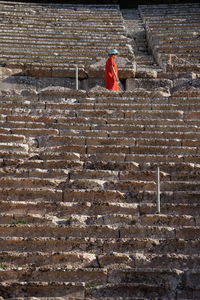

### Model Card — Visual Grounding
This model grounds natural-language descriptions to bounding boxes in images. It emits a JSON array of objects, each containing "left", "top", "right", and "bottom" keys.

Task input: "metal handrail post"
[
  {"left": 156, "top": 166, "right": 161, "bottom": 214},
  {"left": 76, "top": 65, "right": 79, "bottom": 91}
]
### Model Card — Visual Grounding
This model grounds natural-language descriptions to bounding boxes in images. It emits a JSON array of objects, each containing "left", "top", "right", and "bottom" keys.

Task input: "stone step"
[
  {"left": 0, "top": 224, "right": 190, "bottom": 239},
  {"left": 0, "top": 21, "right": 125, "bottom": 30},
  {"left": 5, "top": 116, "right": 200, "bottom": 132},
  {"left": 27, "top": 124, "right": 200, "bottom": 138},
  {"left": 139, "top": 214, "right": 195, "bottom": 227},
  {"left": 17, "top": 159, "right": 84, "bottom": 169},
  {"left": 0, "top": 212, "right": 196, "bottom": 228},
  {"left": 70, "top": 169, "right": 167, "bottom": 181},
  {"left": 0, "top": 41, "right": 128, "bottom": 51},
  {"left": 0, "top": 177, "right": 62, "bottom": 189},
  {"left": 0, "top": 133, "right": 25, "bottom": 143},
  {"left": 0, "top": 267, "right": 191, "bottom": 298},
  {"left": 0, "top": 186, "right": 124, "bottom": 203},
  {"left": 86, "top": 145, "right": 199, "bottom": 156},
  {"left": 0, "top": 281, "right": 172, "bottom": 298},
  {"left": 38, "top": 151, "right": 81, "bottom": 161},
  {"left": 1, "top": 90, "right": 198, "bottom": 104},
  {"left": 147, "top": 22, "right": 200, "bottom": 29},
  {"left": 0, "top": 150, "right": 30, "bottom": 160},
  {"left": 6, "top": 101, "right": 200, "bottom": 112},
  {"left": 147, "top": 31, "right": 200, "bottom": 41},
  {"left": 0, "top": 213, "right": 137, "bottom": 227},
  {"left": 65, "top": 179, "right": 156, "bottom": 192},
  {"left": 87, "top": 268, "right": 198, "bottom": 298},
  {"left": 98, "top": 252, "right": 200, "bottom": 270},
  {"left": 5, "top": 105, "right": 199, "bottom": 120},
  {"left": 0, "top": 201, "right": 139, "bottom": 218},
  {"left": 0, "top": 167, "right": 70, "bottom": 179},
  {"left": 44, "top": 135, "right": 200, "bottom": 148},
  {"left": 0, "top": 281, "right": 85, "bottom": 298},
  {"left": 0, "top": 214, "right": 55, "bottom": 225},
  {"left": 0, "top": 224, "right": 119, "bottom": 239},
  {"left": 151, "top": 39, "right": 200, "bottom": 49},
  {"left": 141, "top": 161, "right": 200, "bottom": 172},
  {"left": 0, "top": 236, "right": 199, "bottom": 255},
  {"left": 0, "top": 251, "right": 98, "bottom": 268},
  {"left": 0, "top": 267, "right": 107, "bottom": 284},
  {"left": 85, "top": 153, "right": 200, "bottom": 164},
  {"left": 51, "top": 100, "right": 200, "bottom": 112},
  {"left": 0, "top": 187, "right": 63, "bottom": 201},
  {"left": 85, "top": 158, "right": 199, "bottom": 172},
  {"left": 1, "top": 250, "right": 200, "bottom": 271},
  {"left": 140, "top": 203, "right": 200, "bottom": 217},
  {"left": 1, "top": 200, "right": 199, "bottom": 220},
  {"left": 152, "top": 45, "right": 200, "bottom": 53},
  {"left": 128, "top": 190, "right": 200, "bottom": 204},
  {"left": 1, "top": 121, "right": 48, "bottom": 130},
  {"left": 42, "top": 140, "right": 199, "bottom": 155},
  {"left": 10, "top": 128, "right": 59, "bottom": 137},
  {"left": 0, "top": 142, "right": 28, "bottom": 152}
]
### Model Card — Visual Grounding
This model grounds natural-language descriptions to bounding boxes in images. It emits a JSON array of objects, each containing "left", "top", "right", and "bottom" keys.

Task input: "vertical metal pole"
[
  {"left": 156, "top": 166, "right": 161, "bottom": 214},
  {"left": 76, "top": 65, "right": 78, "bottom": 91}
]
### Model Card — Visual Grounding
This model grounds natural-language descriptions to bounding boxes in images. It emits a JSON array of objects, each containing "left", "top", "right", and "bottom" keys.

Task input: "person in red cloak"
[{"left": 105, "top": 49, "right": 120, "bottom": 91}]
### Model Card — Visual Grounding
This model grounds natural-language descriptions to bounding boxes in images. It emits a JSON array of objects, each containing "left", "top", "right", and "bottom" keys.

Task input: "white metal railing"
[
  {"left": 75, "top": 65, "right": 79, "bottom": 91},
  {"left": 156, "top": 166, "right": 161, "bottom": 214}
]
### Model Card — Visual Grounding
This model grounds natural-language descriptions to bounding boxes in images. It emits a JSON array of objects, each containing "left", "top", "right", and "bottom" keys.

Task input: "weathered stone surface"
[
  {"left": 81, "top": 78, "right": 105, "bottom": 91},
  {"left": 126, "top": 78, "right": 172, "bottom": 92},
  {"left": 166, "top": 55, "right": 200, "bottom": 73},
  {"left": 0, "top": 67, "right": 24, "bottom": 77},
  {"left": 0, "top": 2, "right": 200, "bottom": 299},
  {"left": 88, "top": 56, "right": 135, "bottom": 79},
  {"left": 0, "top": 282, "right": 85, "bottom": 298},
  {"left": 120, "top": 226, "right": 176, "bottom": 239}
]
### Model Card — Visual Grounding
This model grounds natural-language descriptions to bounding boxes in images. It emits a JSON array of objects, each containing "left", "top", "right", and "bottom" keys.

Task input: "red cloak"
[{"left": 105, "top": 56, "right": 120, "bottom": 91}]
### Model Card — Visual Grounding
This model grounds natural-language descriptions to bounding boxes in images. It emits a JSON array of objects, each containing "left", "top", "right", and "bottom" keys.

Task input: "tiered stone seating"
[
  {"left": 0, "top": 1, "right": 200, "bottom": 299},
  {"left": 0, "top": 1, "right": 135, "bottom": 79},
  {"left": 122, "top": 8, "right": 163, "bottom": 79},
  {"left": 139, "top": 3, "right": 200, "bottom": 73},
  {"left": 0, "top": 86, "right": 200, "bottom": 298}
]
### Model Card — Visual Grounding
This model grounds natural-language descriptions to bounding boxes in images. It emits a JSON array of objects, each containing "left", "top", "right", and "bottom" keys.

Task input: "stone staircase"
[
  {"left": 0, "top": 86, "right": 200, "bottom": 299},
  {"left": 121, "top": 8, "right": 163, "bottom": 79},
  {"left": 139, "top": 3, "right": 200, "bottom": 73},
  {"left": 0, "top": 1, "right": 135, "bottom": 79},
  {"left": 0, "top": 1, "right": 200, "bottom": 299}
]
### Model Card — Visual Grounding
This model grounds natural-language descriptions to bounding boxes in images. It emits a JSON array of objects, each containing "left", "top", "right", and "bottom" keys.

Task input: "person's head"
[{"left": 108, "top": 49, "right": 118, "bottom": 58}]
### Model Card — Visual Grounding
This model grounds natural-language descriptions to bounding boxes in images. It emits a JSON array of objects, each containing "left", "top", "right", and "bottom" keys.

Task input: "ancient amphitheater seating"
[
  {"left": 139, "top": 3, "right": 200, "bottom": 72},
  {"left": 0, "top": 1, "right": 200, "bottom": 299},
  {"left": 0, "top": 1, "right": 135, "bottom": 78},
  {"left": 0, "top": 86, "right": 200, "bottom": 298}
]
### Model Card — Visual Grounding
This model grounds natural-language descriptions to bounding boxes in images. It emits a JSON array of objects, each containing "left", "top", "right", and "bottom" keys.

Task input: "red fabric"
[{"left": 105, "top": 56, "right": 120, "bottom": 91}]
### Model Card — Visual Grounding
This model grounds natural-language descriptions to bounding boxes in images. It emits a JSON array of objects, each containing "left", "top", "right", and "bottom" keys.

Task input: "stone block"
[
  {"left": 70, "top": 169, "right": 119, "bottom": 181},
  {"left": 0, "top": 224, "right": 119, "bottom": 239},
  {"left": 107, "top": 268, "right": 182, "bottom": 292},
  {"left": 0, "top": 75, "right": 37, "bottom": 91},
  {"left": 126, "top": 78, "right": 172, "bottom": 91},
  {"left": 46, "top": 136, "right": 86, "bottom": 146},
  {"left": 11, "top": 128, "right": 59, "bottom": 137},
  {"left": 140, "top": 215, "right": 195, "bottom": 227},
  {"left": 0, "top": 188, "right": 63, "bottom": 201},
  {"left": 185, "top": 271, "right": 200, "bottom": 290},
  {"left": 86, "top": 282, "right": 168, "bottom": 298},
  {"left": 0, "top": 67, "right": 24, "bottom": 77},
  {"left": 120, "top": 226, "right": 176, "bottom": 239},
  {"left": 0, "top": 281, "right": 85, "bottom": 298},
  {"left": 64, "top": 189, "right": 124, "bottom": 203},
  {"left": 81, "top": 78, "right": 105, "bottom": 91},
  {"left": 176, "top": 227, "right": 200, "bottom": 240},
  {"left": 87, "top": 145, "right": 129, "bottom": 155}
]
